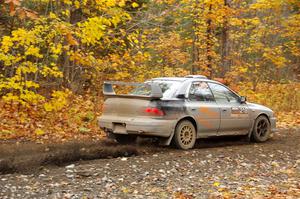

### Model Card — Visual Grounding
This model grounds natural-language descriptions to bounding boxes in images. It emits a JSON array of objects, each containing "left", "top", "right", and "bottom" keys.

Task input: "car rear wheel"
[
  {"left": 251, "top": 115, "right": 271, "bottom": 142},
  {"left": 115, "top": 134, "right": 137, "bottom": 145},
  {"left": 173, "top": 120, "right": 196, "bottom": 150}
]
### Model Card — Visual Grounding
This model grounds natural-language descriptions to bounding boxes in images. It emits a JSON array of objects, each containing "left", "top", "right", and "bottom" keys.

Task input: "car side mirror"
[{"left": 239, "top": 96, "right": 247, "bottom": 103}]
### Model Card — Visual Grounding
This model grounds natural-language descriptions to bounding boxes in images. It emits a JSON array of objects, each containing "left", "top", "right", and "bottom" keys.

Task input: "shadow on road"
[{"left": 0, "top": 139, "right": 138, "bottom": 174}]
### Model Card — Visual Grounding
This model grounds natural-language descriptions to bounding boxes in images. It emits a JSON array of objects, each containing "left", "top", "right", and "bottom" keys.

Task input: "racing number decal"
[{"left": 230, "top": 106, "right": 249, "bottom": 117}]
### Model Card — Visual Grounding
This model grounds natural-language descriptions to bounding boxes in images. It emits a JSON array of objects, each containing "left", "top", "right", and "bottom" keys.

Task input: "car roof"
[
  {"left": 150, "top": 76, "right": 222, "bottom": 85},
  {"left": 151, "top": 77, "right": 188, "bottom": 82}
]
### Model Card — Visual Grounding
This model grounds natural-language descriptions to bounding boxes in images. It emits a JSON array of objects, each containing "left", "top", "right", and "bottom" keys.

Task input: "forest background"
[{"left": 0, "top": 0, "right": 299, "bottom": 142}]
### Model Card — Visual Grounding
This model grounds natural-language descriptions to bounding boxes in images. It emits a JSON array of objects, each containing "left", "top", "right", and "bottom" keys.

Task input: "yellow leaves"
[
  {"left": 20, "top": 91, "right": 45, "bottom": 104},
  {"left": 271, "top": 161, "right": 280, "bottom": 167},
  {"left": 0, "top": 18, "right": 69, "bottom": 107},
  {"left": 16, "top": 62, "right": 38, "bottom": 75},
  {"left": 74, "top": 0, "right": 80, "bottom": 9},
  {"left": 2, "top": 93, "right": 20, "bottom": 102},
  {"left": 250, "top": 0, "right": 283, "bottom": 11},
  {"left": 62, "top": 9, "right": 70, "bottom": 17},
  {"left": 78, "top": 17, "right": 108, "bottom": 45},
  {"left": 0, "top": 0, "right": 140, "bottom": 136},
  {"left": 121, "top": 187, "right": 129, "bottom": 193},
  {"left": 44, "top": 90, "right": 71, "bottom": 112},
  {"left": 1, "top": 36, "right": 14, "bottom": 53},
  {"left": 132, "top": 2, "right": 139, "bottom": 8},
  {"left": 50, "top": 43, "right": 63, "bottom": 55},
  {"left": 118, "top": 0, "right": 126, "bottom": 7},
  {"left": 213, "top": 182, "right": 220, "bottom": 187},
  {"left": 284, "top": 13, "right": 300, "bottom": 33},
  {"left": 77, "top": 0, "right": 131, "bottom": 45},
  {"left": 127, "top": 33, "right": 139, "bottom": 45},
  {"left": 2, "top": 91, "right": 45, "bottom": 106},
  {"left": 49, "top": 12, "right": 58, "bottom": 19},
  {"left": 35, "top": 129, "right": 45, "bottom": 136},
  {"left": 237, "top": 83, "right": 300, "bottom": 114},
  {"left": 63, "top": 0, "right": 72, "bottom": 5},
  {"left": 41, "top": 65, "right": 63, "bottom": 78},
  {"left": 239, "top": 67, "right": 248, "bottom": 73},
  {"left": 285, "top": 41, "right": 300, "bottom": 57},
  {"left": 24, "top": 81, "right": 40, "bottom": 89},
  {"left": 248, "top": 17, "right": 260, "bottom": 26},
  {"left": 1, "top": 29, "right": 35, "bottom": 55},
  {"left": 25, "top": 45, "right": 43, "bottom": 58},
  {"left": 229, "top": 18, "right": 243, "bottom": 27},
  {"left": 262, "top": 47, "right": 287, "bottom": 68}
]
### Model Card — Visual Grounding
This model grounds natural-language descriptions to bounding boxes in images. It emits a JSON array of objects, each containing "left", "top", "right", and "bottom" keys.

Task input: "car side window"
[
  {"left": 208, "top": 83, "right": 239, "bottom": 103},
  {"left": 189, "top": 82, "right": 215, "bottom": 102}
]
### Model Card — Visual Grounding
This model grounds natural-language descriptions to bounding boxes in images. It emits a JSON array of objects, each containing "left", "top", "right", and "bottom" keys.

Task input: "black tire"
[
  {"left": 173, "top": 120, "right": 196, "bottom": 150},
  {"left": 251, "top": 115, "right": 271, "bottom": 142},
  {"left": 115, "top": 134, "right": 137, "bottom": 144}
]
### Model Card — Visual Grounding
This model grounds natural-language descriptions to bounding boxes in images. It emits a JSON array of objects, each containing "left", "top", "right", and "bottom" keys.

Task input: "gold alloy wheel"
[
  {"left": 173, "top": 120, "right": 196, "bottom": 149},
  {"left": 179, "top": 125, "right": 194, "bottom": 146}
]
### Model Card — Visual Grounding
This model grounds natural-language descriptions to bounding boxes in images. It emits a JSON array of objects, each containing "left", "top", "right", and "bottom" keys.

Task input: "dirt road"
[{"left": 1, "top": 129, "right": 300, "bottom": 198}]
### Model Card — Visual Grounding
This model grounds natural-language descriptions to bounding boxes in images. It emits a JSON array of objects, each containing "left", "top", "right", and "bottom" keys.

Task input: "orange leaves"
[
  {"left": 0, "top": 94, "right": 104, "bottom": 142},
  {"left": 237, "top": 82, "right": 300, "bottom": 113},
  {"left": 174, "top": 191, "right": 193, "bottom": 199},
  {"left": 4, "top": 0, "right": 21, "bottom": 14},
  {"left": 2, "top": 0, "right": 38, "bottom": 19},
  {"left": 149, "top": 32, "right": 189, "bottom": 68},
  {"left": 1, "top": 0, "right": 299, "bottom": 142},
  {"left": 262, "top": 47, "right": 287, "bottom": 68},
  {"left": 66, "top": 32, "right": 79, "bottom": 46},
  {"left": 17, "top": 8, "right": 38, "bottom": 20},
  {"left": 54, "top": 23, "right": 79, "bottom": 46},
  {"left": 43, "top": 90, "right": 71, "bottom": 112},
  {"left": 277, "top": 111, "right": 300, "bottom": 129},
  {"left": 236, "top": 82, "right": 300, "bottom": 126}
]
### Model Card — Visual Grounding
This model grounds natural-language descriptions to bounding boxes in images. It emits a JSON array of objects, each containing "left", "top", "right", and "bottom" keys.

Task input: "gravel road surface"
[{"left": 1, "top": 129, "right": 299, "bottom": 199}]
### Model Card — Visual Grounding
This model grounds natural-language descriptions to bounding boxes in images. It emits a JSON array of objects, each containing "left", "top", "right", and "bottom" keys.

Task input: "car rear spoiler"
[{"left": 103, "top": 81, "right": 163, "bottom": 99}]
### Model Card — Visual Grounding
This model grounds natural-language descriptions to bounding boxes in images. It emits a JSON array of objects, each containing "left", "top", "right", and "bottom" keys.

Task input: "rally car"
[{"left": 98, "top": 75, "right": 276, "bottom": 149}]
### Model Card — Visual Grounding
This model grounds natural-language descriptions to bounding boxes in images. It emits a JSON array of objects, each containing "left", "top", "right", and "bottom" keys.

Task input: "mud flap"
[
  {"left": 159, "top": 132, "right": 174, "bottom": 146},
  {"left": 247, "top": 119, "right": 256, "bottom": 142}
]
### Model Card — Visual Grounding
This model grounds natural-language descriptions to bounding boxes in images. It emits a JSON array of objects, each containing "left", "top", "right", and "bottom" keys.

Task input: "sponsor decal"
[{"left": 230, "top": 106, "right": 249, "bottom": 117}]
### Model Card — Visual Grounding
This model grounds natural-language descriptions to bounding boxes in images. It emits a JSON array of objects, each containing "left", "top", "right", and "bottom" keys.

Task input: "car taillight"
[{"left": 144, "top": 107, "right": 164, "bottom": 116}]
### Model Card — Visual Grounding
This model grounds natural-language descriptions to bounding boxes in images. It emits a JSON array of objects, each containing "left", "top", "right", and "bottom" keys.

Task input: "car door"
[
  {"left": 207, "top": 82, "right": 251, "bottom": 135},
  {"left": 185, "top": 81, "right": 220, "bottom": 137}
]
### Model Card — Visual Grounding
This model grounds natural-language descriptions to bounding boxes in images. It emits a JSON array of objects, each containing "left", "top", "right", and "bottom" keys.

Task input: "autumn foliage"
[{"left": 0, "top": 0, "right": 299, "bottom": 141}]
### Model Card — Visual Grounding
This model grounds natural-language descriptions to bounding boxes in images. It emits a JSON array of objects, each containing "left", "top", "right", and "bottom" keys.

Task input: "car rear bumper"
[
  {"left": 98, "top": 116, "right": 175, "bottom": 137},
  {"left": 270, "top": 117, "right": 276, "bottom": 132}
]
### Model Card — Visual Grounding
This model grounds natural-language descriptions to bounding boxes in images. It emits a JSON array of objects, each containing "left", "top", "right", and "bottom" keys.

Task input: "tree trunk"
[
  {"left": 206, "top": 4, "right": 213, "bottom": 78},
  {"left": 221, "top": 0, "right": 230, "bottom": 77},
  {"left": 192, "top": 29, "right": 199, "bottom": 75},
  {"left": 191, "top": 0, "right": 200, "bottom": 75}
]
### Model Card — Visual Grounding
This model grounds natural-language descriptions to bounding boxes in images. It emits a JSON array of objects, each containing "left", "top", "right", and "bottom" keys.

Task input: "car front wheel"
[
  {"left": 251, "top": 115, "right": 271, "bottom": 142},
  {"left": 173, "top": 120, "right": 196, "bottom": 150}
]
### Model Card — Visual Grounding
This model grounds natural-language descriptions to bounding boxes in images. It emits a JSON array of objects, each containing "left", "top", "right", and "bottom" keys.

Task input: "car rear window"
[{"left": 130, "top": 81, "right": 181, "bottom": 98}]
